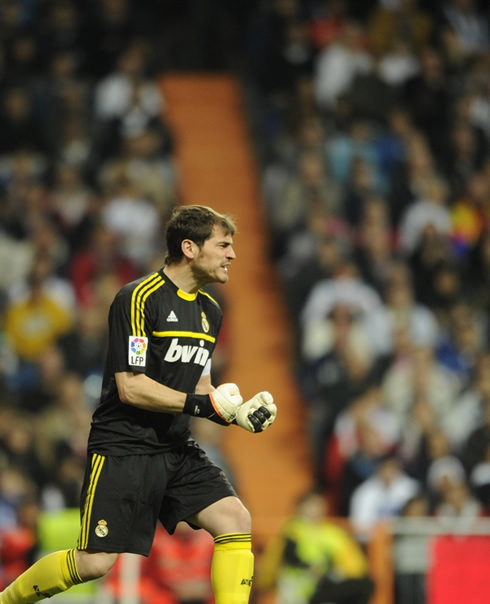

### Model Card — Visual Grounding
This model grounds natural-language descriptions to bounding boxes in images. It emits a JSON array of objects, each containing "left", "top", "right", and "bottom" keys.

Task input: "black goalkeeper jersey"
[{"left": 88, "top": 269, "right": 223, "bottom": 455}]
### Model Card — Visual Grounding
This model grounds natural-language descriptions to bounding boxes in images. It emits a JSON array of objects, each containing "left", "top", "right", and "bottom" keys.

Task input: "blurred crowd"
[
  {"left": 249, "top": 1, "right": 490, "bottom": 601},
  {"left": 253, "top": 0, "right": 490, "bottom": 532},
  {"left": 0, "top": 0, "right": 490, "bottom": 602},
  {"left": 0, "top": 0, "right": 184, "bottom": 595}
]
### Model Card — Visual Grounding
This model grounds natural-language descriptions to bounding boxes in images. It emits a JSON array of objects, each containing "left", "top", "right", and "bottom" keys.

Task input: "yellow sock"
[
  {"left": 211, "top": 533, "right": 254, "bottom": 604},
  {"left": 1, "top": 549, "right": 83, "bottom": 603}
]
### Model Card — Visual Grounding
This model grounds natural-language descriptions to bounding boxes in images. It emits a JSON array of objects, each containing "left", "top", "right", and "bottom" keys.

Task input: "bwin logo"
[{"left": 164, "top": 338, "right": 210, "bottom": 366}]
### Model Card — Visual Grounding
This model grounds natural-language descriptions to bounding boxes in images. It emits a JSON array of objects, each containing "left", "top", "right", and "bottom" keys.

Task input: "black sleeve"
[{"left": 107, "top": 288, "right": 155, "bottom": 374}]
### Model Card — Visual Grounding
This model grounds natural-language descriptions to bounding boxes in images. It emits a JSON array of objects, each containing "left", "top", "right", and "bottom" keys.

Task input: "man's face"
[{"left": 193, "top": 226, "right": 236, "bottom": 285}]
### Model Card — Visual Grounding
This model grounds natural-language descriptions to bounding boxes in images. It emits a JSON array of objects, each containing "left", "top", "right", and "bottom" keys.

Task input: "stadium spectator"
[
  {"left": 425, "top": 439, "right": 468, "bottom": 512},
  {"left": 450, "top": 170, "right": 490, "bottom": 258},
  {"left": 461, "top": 398, "right": 490, "bottom": 476},
  {"left": 0, "top": 412, "right": 46, "bottom": 493},
  {"left": 258, "top": 490, "right": 374, "bottom": 604},
  {"left": 398, "top": 174, "right": 452, "bottom": 256},
  {"left": 367, "top": 0, "right": 433, "bottom": 56},
  {"left": 0, "top": 495, "right": 39, "bottom": 591},
  {"left": 34, "top": 372, "right": 92, "bottom": 482},
  {"left": 36, "top": 1, "right": 87, "bottom": 68},
  {"left": 255, "top": 18, "right": 315, "bottom": 107},
  {"left": 334, "top": 385, "right": 401, "bottom": 515},
  {"left": 56, "top": 304, "right": 108, "bottom": 383},
  {"left": 97, "top": 122, "right": 177, "bottom": 219},
  {"left": 401, "top": 46, "right": 451, "bottom": 158},
  {"left": 386, "top": 132, "right": 440, "bottom": 230},
  {"left": 47, "top": 161, "right": 96, "bottom": 251},
  {"left": 264, "top": 148, "right": 342, "bottom": 262},
  {"left": 142, "top": 522, "right": 215, "bottom": 604},
  {"left": 377, "top": 39, "right": 420, "bottom": 88},
  {"left": 269, "top": 114, "right": 328, "bottom": 172},
  {"left": 352, "top": 196, "right": 396, "bottom": 295},
  {"left": 407, "top": 227, "right": 457, "bottom": 312},
  {"left": 279, "top": 218, "right": 351, "bottom": 348},
  {"left": 314, "top": 20, "right": 372, "bottom": 110},
  {"left": 93, "top": 40, "right": 163, "bottom": 123},
  {"left": 349, "top": 453, "right": 420, "bottom": 535},
  {"left": 4, "top": 272, "right": 73, "bottom": 368},
  {"left": 307, "top": 0, "right": 350, "bottom": 52},
  {"left": 435, "top": 299, "right": 484, "bottom": 387},
  {"left": 100, "top": 181, "right": 162, "bottom": 269},
  {"left": 381, "top": 343, "right": 460, "bottom": 467},
  {"left": 440, "top": 0, "right": 490, "bottom": 57},
  {"left": 69, "top": 222, "right": 138, "bottom": 308},
  {"left": 17, "top": 345, "right": 67, "bottom": 416},
  {"left": 469, "top": 441, "right": 490, "bottom": 511},
  {"left": 441, "top": 120, "right": 488, "bottom": 200},
  {"left": 83, "top": 0, "right": 135, "bottom": 79},
  {"left": 434, "top": 478, "right": 484, "bottom": 526},
  {"left": 393, "top": 494, "right": 431, "bottom": 604},
  {"left": 300, "top": 258, "right": 382, "bottom": 329},
  {"left": 367, "top": 260, "right": 440, "bottom": 357},
  {"left": 443, "top": 352, "right": 490, "bottom": 452},
  {"left": 327, "top": 119, "right": 383, "bottom": 190},
  {"left": 347, "top": 57, "right": 396, "bottom": 126}
]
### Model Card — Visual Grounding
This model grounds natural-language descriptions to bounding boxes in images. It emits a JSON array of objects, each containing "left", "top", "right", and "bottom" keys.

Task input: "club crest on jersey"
[
  {"left": 129, "top": 336, "right": 148, "bottom": 367},
  {"left": 201, "top": 312, "right": 210, "bottom": 333},
  {"left": 95, "top": 519, "right": 109, "bottom": 538}
]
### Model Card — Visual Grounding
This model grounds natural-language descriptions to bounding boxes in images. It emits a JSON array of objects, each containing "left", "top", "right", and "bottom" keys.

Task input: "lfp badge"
[{"left": 129, "top": 336, "right": 148, "bottom": 367}]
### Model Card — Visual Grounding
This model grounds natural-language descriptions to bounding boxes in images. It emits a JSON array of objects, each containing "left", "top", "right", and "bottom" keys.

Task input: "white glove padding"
[
  {"left": 209, "top": 383, "right": 243, "bottom": 422},
  {"left": 234, "top": 391, "right": 277, "bottom": 433}
]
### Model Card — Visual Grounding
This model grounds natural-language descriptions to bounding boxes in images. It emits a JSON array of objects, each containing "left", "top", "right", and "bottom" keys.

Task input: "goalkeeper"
[{"left": 1, "top": 205, "right": 277, "bottom": 604}]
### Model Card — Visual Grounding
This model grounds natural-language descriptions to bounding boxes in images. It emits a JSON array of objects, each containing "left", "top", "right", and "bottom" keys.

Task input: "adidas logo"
[
  {"left": 166, "top": 311, "right": 178, "bottom": 322},
  {"left": 33, "top": 585, "right": 53, "bottom": 599}
]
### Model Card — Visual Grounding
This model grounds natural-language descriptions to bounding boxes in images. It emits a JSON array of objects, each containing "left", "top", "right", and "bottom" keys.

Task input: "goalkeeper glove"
[
  {"left": 234, "top": 391, "right": 277, "bottom": 433},
  {"left": 184, "top": 383, "right": 243, "bottom": 426}
]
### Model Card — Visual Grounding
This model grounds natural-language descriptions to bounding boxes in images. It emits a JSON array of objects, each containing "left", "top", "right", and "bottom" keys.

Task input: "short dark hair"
[{"left": 164, "top": 205, "right": 236, "bottom": 265}]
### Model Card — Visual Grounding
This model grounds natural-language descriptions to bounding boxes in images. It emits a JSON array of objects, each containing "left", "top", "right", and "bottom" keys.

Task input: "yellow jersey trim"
[
  {"left": 66, "top": 549, "right": 83, "bottom": 585},
  {"left": 177, "top": 289, "right": 198, "bottom": 301},
  {"left": 130, "top": 273, "right": 165, "bottom": 336},
  {"left": 152, "top": 330, "right": 216, "bottom": 343},
  {"left": 198, "top": 289, "right": 220, "bottom": 306},
  {"left": 78, "top": 454, "right": 105, "bottom": 550}
]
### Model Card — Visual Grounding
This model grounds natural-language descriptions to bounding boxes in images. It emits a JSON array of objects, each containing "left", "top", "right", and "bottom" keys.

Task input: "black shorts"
[{"left": 77, "top": 440, "right": 237, "bottom": 556}]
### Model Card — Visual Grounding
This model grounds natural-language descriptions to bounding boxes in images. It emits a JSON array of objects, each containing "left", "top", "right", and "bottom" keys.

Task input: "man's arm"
[
  {"left": 115, "top": 371, "right": 277, "bottom": 432},
  {"left": 115, "top": 371, "right": 187, "bottom": 413},
  {"left": 114, "top": 371, "right": 241, "bottom": 425}
]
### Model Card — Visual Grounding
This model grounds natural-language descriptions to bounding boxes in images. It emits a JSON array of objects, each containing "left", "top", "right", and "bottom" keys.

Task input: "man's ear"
[{"left": 181, "top": 239, "right": 197, "bottom": 259}]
